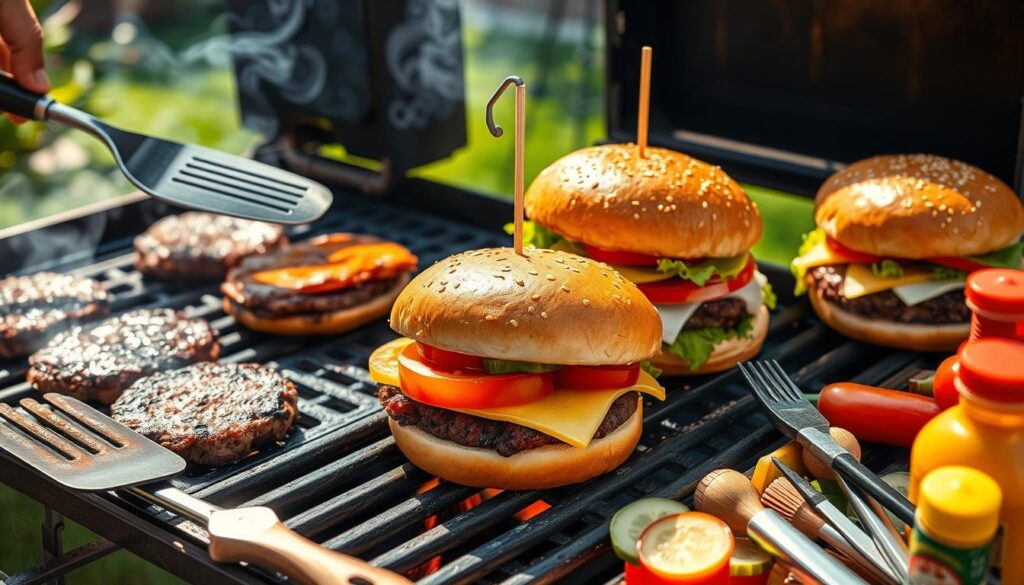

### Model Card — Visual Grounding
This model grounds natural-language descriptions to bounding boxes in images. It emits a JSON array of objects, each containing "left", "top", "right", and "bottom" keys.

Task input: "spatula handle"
[
  {"left": 207, "top": 506, "right": 411, "bottom": 585},
  {"left": 833, "top": 453, "right": 915, "bottom": 526},
  {"left": 0, "top": 73, "right": 51, "bottom": 120}
]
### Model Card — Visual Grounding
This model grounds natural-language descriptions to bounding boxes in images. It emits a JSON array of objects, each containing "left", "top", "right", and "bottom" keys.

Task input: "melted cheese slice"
[
  {"left": 893, "top": 280, "right": 965, "bottom": 306},
  {"left": 368, "top": 338, "right": 666, "bottom": 449},
  {"left": 842, "top": 264, "right": 932, "bottom": 299},
  {"left": 610, "top": 264, "right": 675, "bottom": 284},
  {"left": 791, "top": 240, "right": 848, "bottom": 273}
]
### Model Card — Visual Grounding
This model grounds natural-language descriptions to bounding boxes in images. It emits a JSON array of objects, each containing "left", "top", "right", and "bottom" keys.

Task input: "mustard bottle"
[
  {"left": 909, "top": 466, "right": 1001, "bottom": 584},
  {"left": 910, "top": 339, "right": 1024, "bottom": 583}
]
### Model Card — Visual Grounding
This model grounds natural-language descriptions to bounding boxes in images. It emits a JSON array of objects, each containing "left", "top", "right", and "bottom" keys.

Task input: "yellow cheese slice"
[
  {"left": 609, "top": 263, "right": 675, "bottom": 284},
  {"left": 367, "top": 337, "right": 666, "bottom": 448},
  {"left": 790, "top": 240, "right": 849, "bottom": 273},
  {"left": 842, "top": 264, "right": 932, "bottom": 299}
]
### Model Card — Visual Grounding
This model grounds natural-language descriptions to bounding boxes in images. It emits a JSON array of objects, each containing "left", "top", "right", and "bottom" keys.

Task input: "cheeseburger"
[
  {"left": 792, "top": 154, "right": 1024, "bottom": 350},
  {"left": 368, "top": 247, "right": 665, "bottom": 490},
  {"left": 523, "top": 144, "right": 773, "bottom": 375}
]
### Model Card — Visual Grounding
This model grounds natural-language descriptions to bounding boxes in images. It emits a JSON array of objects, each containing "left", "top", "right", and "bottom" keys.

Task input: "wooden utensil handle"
[{"left": 207, "top": 506, "right": 411, "bottom": 585}]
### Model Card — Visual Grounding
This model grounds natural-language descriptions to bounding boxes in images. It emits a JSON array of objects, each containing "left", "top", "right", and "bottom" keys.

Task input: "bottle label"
[{"left": 909, "top": 527, "right": 993, "bottom": 585}]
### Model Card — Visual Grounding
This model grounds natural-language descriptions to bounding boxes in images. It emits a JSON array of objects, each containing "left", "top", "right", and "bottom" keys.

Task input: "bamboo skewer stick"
[
  {"left": 486, "top": 76, "right": 528, "bottom": 256},
  {"left": 637, "top": 46, "right": 652, "bottom": 158}
]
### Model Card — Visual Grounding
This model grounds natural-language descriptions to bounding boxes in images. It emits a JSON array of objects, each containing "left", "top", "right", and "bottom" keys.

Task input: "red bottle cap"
[
  {"left": 965, "top": 269, "right": 1024, "bottom": 316},
  {"left": 957, "top": 338, "right": 1024, "bottom": 403}
]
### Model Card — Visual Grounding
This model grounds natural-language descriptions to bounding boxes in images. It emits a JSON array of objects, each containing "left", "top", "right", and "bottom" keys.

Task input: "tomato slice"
[
  {"left": 926, "top": 256, "right": 987, "bottom": 273},
  {"left": 583, "top": 245, "right": 661, "bottom": 266},
  {"left": 417, "top": 343, "right": 484, "bottom": 371},
  {"left": 637, "top": 257, "right": 755, "bottom": 304},
  {"left": 555, "top": 364, "right": 640, "bottom": 390},
  {"left": 397, "top": 344, "right": 554, "bottom": 408},
  {"left": 825, "top": 237, "right": 883, "bottom": 264}
]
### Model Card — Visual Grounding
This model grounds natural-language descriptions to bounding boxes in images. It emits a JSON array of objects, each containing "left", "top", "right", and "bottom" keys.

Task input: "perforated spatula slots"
[
  {"left": 0, "top": 75, "right": 331, "bottom": 224},
  {"left": 0, "top": 393, "right": 410, "bottom": 585}
]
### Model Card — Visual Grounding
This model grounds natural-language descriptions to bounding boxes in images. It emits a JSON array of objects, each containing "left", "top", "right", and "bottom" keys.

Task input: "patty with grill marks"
[
  {"left": 378, "top": 384, "right": 638, "bottom": 457},
  {"left": 112, "top": 362, "right": 298, "bottom": 466},
  {"left": 0, "top": 272, "right": 109, "bottom": 358},
  {"left": 27, "top": 308, "right": 220, "bottom": 404},
  {"left": 683, "top": 298, "right": 748, "bottom": 330},
  {"left": 134, "top": 212, "right": 287, "bottom": 282},
  {"left": 809, "top": 265, "right": 970, "bottom": 324}
]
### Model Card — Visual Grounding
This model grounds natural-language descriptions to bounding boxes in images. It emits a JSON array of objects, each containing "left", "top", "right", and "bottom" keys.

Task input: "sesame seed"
[
  {"left": 485, "top": 315, "right": 496, "bottom": 321},
  {"left": 546, "top": 274, "right": 556, "bottom": 281},
  {"left": 541, "top": 312, "right": 549, "bottom": 319},
  {"left": 528, "top": 269, "right": 539, "bottom": 275},
  {"left": 560, "top": 284, "right": 570, "bottom": 293},
  {"left": 454, "top": 282, "right": 461, "bottom": 289},
  {"left": 528, "top": 306, "right": 536, "bottom": 313},
  {"left": 633, "top": 213, "right": 640, "bottom": 219},
  {"left": 531, "top": 293, "right": 541, "bottom": 300},
  {"left": 438, "top": 286, "right": 446, "bottom": 292},
  {"left": 583, "top": 299, "right": 591, "bottom": 306},
  {"left": 509, "top": 319, "right": 519, "bottom": 327},
  {"left": 702, "top": 201, "right": 708, "bottom": 208}
]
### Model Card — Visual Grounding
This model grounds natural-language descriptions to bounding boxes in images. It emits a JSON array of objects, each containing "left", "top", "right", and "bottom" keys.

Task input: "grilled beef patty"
[
  {"left": 809, "top": 265, "right": 969, "bottom": 324},
  {"left": 112, "top": 362, "right": 298, "bottom": 466},
  {"left": 0, "top": 272, "right": 109, "bottom": 358},
  {"left": 134, "top": 212, "right": 286, "bottom": 281},
  {"left": 682, "top": 298, "right": 748, "bottom": 331},
  {"left": 27, "top": 308, "right": 220, "bottom": 404},
  {"left": 222, "top": 234, "right": 407, "bottom": 319},
  {"left": 379, "top": 384, "right": 638, "bottom": 457}
]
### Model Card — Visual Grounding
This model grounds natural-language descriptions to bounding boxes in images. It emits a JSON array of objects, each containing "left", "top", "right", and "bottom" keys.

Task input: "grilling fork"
[
  {"left": 0, "top": 394, "right": 410, "bottom": 585},
  {"left": 0, "top": 75, "right": 331, "bottom": 224},
  {"left": 737, "top": 360, "right": 916, "bottom": 526}
]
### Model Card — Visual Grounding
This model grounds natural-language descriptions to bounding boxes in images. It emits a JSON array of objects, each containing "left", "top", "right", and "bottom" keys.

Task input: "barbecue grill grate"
[{"left": 1, "top": 191, "right": 935, "bottom": 584}]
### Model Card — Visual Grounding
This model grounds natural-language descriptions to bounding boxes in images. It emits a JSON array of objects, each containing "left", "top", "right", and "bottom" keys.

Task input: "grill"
[{"left": 0, "top": 182, "right": 933, "bottom": 585}]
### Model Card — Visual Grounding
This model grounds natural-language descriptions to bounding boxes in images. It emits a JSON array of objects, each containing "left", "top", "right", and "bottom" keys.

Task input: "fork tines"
[{"left": 737, "top": 360, "right": 831, "bottom": 437}]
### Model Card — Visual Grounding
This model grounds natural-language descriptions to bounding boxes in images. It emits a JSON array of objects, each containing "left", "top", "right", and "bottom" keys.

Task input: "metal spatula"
[
  {"left": 0, "top": 75, "right": 331, "bottom": 224},
  {"left": 0, "top": 393, "right": 410, "bottom": 585}
]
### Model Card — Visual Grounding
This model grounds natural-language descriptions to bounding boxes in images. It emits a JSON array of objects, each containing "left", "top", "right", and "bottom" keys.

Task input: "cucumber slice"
[
  {"left": 610, "top": 497, "right": 689, "bottom": 564},
  {"left": 481, "top": 359, "right": 561, "bottom": 374},
  {"left": 845, "top": 471, "right": 910, "bottom": 533}
]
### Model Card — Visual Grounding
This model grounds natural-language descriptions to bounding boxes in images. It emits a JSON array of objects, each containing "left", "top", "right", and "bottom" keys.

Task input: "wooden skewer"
[
  {"left": 637, "top": 46, "right": 652, "bottom": 158},
  {"left": 486, "top": 76, "right": 528, "bottom": 256}
]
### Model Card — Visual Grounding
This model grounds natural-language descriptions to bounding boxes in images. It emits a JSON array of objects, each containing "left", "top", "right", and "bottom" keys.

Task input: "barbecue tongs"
[
  {"left": 0, "top": 74, "right": 331, "bottom": 224},
  {"left": 0, "top": 394, "right": 410, "bottom": 585}
]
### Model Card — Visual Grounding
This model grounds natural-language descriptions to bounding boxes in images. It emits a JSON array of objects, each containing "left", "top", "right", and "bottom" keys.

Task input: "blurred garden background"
[{"left": 0, "top": 1, "right": 813, "bottom": 583}]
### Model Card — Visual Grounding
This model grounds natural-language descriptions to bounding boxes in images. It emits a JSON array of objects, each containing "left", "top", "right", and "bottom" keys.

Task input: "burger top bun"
[
  {"left": 815, "top": 154, "right": 1024, "bottom": 259},
  {"left": 390, "top": 247, "right": 661, "bottom": 365},
  {"left": 525, "top": 144, "right": 762, "bottom": 258}
]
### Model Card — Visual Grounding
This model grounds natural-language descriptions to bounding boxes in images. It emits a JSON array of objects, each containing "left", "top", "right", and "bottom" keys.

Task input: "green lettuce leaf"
[
  {"left": 762, "top": 281, "right": 778, "bottom": 311},
  {"left": 966, "top": 241, "right": 1024, "bottom": 269},
  {"left": 663, "top": 315, "right": 755, "bottom": 371},
  {"left": 503, "top": 220, "right": 563, "bottom": 249},
  {"left": 930, "top": 265, "right": 968, "bottom": 281},
  {"left": 791, "top": 228, "right": 827, "bottom": 295},
  {"left": 871, "top": 260, "right": 904, "bottom": 279},
  {"left": 640, "top": 361, "right": 662, "bottom": 379},
  {"left": 656, "top": 253, "right": 749, "bottom": 287}
]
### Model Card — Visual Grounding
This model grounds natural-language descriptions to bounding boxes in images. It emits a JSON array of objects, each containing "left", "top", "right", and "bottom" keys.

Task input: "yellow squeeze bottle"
[{"left": 910, "top": 339, "right": 1024, "bottom": 583}]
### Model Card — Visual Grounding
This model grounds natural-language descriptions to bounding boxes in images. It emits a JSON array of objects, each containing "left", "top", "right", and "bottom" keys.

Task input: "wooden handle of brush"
[
  {"left": 207, "top": 506, "right": 411, "bottom": 585},
  {"left": 833, "top": 453, "right": 915, "bottom": 526}
]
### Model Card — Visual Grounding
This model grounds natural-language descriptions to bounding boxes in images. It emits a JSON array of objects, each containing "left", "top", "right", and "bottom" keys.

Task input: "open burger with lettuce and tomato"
[
  {"left": 792, "top": 154, "right": 1024, "bottom": 351},
  {"left": 521, "top": 144, "right": 774, "bottom": 375},
  {"left": 368, "top": 247, "right": 666, "bottom": 490}
]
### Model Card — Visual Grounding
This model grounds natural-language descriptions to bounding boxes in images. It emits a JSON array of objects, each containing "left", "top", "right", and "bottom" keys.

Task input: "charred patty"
[
  {"left": 808, "top": 265, "right": 969, "bottom": 324},
  {"left": 111, "top": 362, "right": 298, "bottom": 466},
  {"left": 379, "top": 384, "right": 638, "bottom": 457},
  {"left": 682, "top": 298, "right": 749, "bottom": 330},
  {"left": 0, "top": 272, "right": 109, "bottom": 359},
  {"left": 134, "top": 212, "right": 286, "bottom": 281},
  {"left": 27, "top": 308, "right": 220, "bottom": 404}
]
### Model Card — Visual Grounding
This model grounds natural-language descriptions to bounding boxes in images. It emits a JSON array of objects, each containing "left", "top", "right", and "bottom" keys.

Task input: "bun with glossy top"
[
  {"left": 525, "top": 144, "right": 762, "bottom": 258},
  {"left": 816, "top": 154, "right": 1024, "bottom": 258},
  {"left": 390, "top": 247, "right": 662, "bottom": 365}
]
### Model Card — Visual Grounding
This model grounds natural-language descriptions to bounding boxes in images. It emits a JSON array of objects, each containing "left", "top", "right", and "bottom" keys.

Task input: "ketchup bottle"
[{"left": 932, "top": 269, "right": 1024, "bottom": 409}]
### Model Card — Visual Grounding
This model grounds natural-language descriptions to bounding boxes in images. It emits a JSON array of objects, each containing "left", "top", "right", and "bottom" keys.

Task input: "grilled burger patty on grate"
[
  {"left": 112, "top": 362, "right": 298, "bottom": 466},
  {"left": 808, "top": 265, "right": 970, "bottom": 324},
  {"left": 0, "top": 272, "right": 109, "bottom": 358},
  {"left": 379, "top": 385, "right": 639, "bottom": 457},
  {"left": 27, "top": 308, "right": 220, "bottom": 404},
  {"left": 134, "top": 212, "right": 287, "bottom": 281},
  {"left": 222, "top": 233, "right": 416, "bottom": 335},
  {"left": 682, "top": 298, "right": 748, "bottom": 330}
]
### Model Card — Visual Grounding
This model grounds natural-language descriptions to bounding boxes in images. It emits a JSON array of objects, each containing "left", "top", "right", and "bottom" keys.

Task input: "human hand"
[{"left": 0, "top": 0, "right": 48, "bottom": 122}]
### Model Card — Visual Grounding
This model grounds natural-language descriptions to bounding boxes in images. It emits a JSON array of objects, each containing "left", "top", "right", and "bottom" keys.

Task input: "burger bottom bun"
[
  {"left": 808, "top": 290, "right": 968, "bottom": 351},
  {"left": 650, "top": 305, "right": 770, "bottom": 376},
  {"left": 389, "top": 400, "right": 642, "bottom": 490},
  {"left": 224, "top": 274, "right": 409, "bottom": 336}
]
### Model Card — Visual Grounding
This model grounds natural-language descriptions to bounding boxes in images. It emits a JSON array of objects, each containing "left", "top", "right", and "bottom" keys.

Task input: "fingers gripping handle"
[
  {"left": 207, "top": 507, "right": 412, "bottom": 585},
  {"left": 0, "top": 73, "right": 51, "bottom": 120}
]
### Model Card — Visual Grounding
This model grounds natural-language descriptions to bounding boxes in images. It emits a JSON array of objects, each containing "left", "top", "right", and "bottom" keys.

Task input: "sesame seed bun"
[
  {"left": 389, "top": 247, "right": 662, "bottom": 365},
  {"left": 525, "top": 144, "right": 762, "bottom": 258},
  {"left": 649, "top": 305, "right": 770, "bottom": 375},
  {"left": 816, "top": 154, "right": 1024, "bottom": 258},
  {"left": 387, "top": 399, "right": 642, "bottom": 490},
  {"left": 807, "top": 285, "right": 968, "bottom": 351}
]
